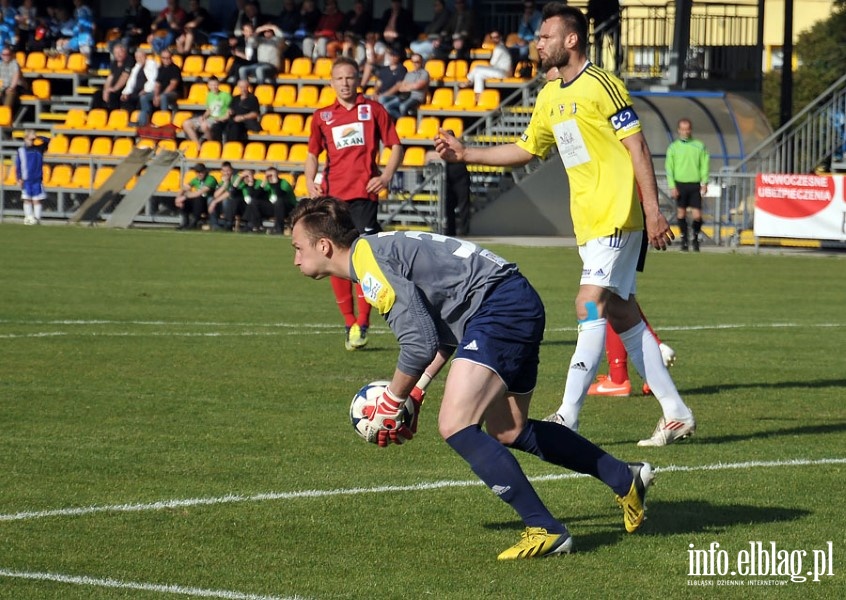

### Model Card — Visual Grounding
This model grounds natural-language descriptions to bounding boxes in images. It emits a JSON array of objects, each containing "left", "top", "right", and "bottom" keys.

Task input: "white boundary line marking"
[
  {"left": 0, "top": 569, "right": 308, "bottom": 600},
  {"left": 0, "top": 321, "right": 843, "bottom": 340},
  {"left": 1, "top": 458, "right": 843, "bottom": 524}
]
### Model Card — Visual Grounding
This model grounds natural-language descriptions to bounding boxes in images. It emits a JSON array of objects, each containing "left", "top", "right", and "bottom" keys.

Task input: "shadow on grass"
[
  {"left": 484, "top": 501, "right": 809, "bottom": 553},
  {"left": 683, "top": 377, "right": 846, "bottom": 396},
  {"left": 599, "top": 421, "right": 846, "bottom": 448}
]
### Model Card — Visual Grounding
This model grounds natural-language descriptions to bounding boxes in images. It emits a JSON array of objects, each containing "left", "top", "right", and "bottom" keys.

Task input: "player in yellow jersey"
[{"left": 435, "top": 2, "right": 695, "bottom": 446}]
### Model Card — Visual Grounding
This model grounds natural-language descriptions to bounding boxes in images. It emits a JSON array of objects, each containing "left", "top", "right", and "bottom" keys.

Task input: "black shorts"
[
  {"left": 676, "top": 182, "right": 702, "bottom": 209},
  {"left": 345, "top": 199, "right": 382, "bottom": 235}
]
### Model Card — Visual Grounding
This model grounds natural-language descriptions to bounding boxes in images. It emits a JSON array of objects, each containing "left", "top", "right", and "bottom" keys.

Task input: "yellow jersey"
[{"left": 516, "top": 63, "right": 644, "bottom": 244}]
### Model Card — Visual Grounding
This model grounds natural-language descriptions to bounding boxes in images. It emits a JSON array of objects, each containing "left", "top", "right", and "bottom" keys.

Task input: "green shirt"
[
  {"left": 259, "top": 178, "right": 296, "bottom": 206},
  {"left": 206, "top": 90, "right": 232, "bottom": 120},
  {"left": 665, "top": 138, "right": 710, "bottom": 187},
  {"left": 190, "top": 174, "right": 218, "bottom": 198}
]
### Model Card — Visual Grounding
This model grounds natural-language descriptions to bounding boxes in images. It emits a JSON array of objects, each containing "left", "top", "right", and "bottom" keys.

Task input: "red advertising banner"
[{"left": 754, "top": 174, "right": 846, "bottom": 241}]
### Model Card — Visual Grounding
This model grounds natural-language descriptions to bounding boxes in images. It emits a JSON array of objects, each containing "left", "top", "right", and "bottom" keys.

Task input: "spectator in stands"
[
  {"left": 122, "top": 47, "right": 158, "bottom": 115},
  {"left": 227, "top": 0, "right": 249, "bottom": 38},
  {"left": 208, "top": 161, "right": 235, "bottom": 230},
  {"left": 276, "top": 0, "right": 300, "bottom": 38},
  {"left": 292, "top": 0, "right": 321, "bottom": 52},
  {"left": 116, "top": 0, "right": 153, "bottom": 52},
  {"left": 438, "top": 0, "right": 475, "bottom": 61},
  {"left": 239, "top": 22, "right": 285, "bottom": 83},
  {"left": 509, "top": 1, "right": 542, "bottom": 62},
  {"left": 175, "top": 0, "right": 214, "bottom": 55},
  {"left": 175, "top": 162, "right": 218, "bottom": 230},
  {"left": 182, "top": 75, "right": 231, "bottom": 144},
  {"left": 409, "top": 0, "right": 452, "bottom": 61},
  {"left": 462, "top": 31, "right": 512, "bottom": 102},
  {"left": 55, "top": 0, "right": 95, "bottom": 59},
  {"left": 380, "top": 0, "right": 417, "bottom": 50},
  {"left": 92, "top": 43, "right": 133, "bottom": 112},
  {"left": 223, "top": 168, "right": 265, "bottom": 232},
  {"left": 246, "top": 166, "right": 297, "bottom": 234},
  {"left": 16, "top": 130, "right": 50, "bottom": 226},
  {"left": 339, "top": 31, "right": 366, "bottom": 66},
  {"left": 14, "top": 0, "right": 37, "bottom": 52},
  {"left": 306, "top": 0, "right": 347, "bottom": 59},
  {"left": 381, "top": 52, "right": 429, "bottom": 120},
  {"left": 149, "top": 0, "right": 188, "bottom": 55},
  {"left": 138, "top": 49, "right": 183, "bottom": 126},
  {"left": 371, "top": 44, "right": 406, "bottom": 103},
  {"left": 223, "top": 78, "right": 261, "bottom": 143},
  {"left": 359, "top": 30, "right": 388, "bottom": 90},
  {"left": 425, "top": 144, "right": 472, "bottom": 236},
  {"left": 345, "top": 0, "right": 371, "bottom": 39},
  {"left": 0, "top": 45, "right": 23, "bottom": 109},
  {"left": 224, "top": 22, "right": 255, "bottom": 84}
]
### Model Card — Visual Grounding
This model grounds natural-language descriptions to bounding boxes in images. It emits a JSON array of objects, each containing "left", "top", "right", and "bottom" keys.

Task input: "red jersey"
[{"left": 308, "top": 94, "right": 400, "bottom": 201}]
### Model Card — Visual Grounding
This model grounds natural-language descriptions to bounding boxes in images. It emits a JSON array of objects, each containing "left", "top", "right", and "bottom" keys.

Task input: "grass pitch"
[{"left": 0, "top": 224, "right": 844, "bottom": 599}]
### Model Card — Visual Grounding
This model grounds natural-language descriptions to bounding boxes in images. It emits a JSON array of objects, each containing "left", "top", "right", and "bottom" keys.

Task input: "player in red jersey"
[{"left": 305, "top": 56, "right": 404, "bottom": 350}]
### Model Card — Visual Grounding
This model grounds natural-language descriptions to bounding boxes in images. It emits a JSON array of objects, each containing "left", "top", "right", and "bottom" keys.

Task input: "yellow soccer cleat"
[
  {"left": 345, "top": 324, "right": 368, "bottom": 350},
  {"left": 616, "top": 462, "right": 655, "bottom": 533},
  {"left": 497, "top": 527, "right": 573, "bottom": 560}
]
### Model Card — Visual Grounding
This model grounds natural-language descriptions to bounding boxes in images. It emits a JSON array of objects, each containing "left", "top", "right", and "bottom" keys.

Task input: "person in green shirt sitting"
[
  {"left": 246, "top": 166, "right": 298, "bottom": 234},
  {"left": 182, "top": 76, "right": 232, "bottom": 144},
  {"left": 175, "top": 162, "right": 218, "bottom": 230},
  {"left": 223, "top": 168, "right": 265, "bottom": 232}
]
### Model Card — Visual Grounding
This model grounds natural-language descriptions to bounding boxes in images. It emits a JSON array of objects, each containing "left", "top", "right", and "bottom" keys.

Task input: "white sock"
[
  {"left": 23, "top": 202, "right": 33, "bottom": 219},
  {"left": 557, "top": 318, "right": 607, "bottom": 430},
  {"left": 619, "top": 321, "right": 693, "bottom": 421},
  {"left": 33, "top": 202, "right": 42, "bottom": 221}
]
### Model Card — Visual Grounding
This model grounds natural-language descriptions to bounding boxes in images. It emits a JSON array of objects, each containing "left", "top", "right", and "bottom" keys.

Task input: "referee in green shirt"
[{"left": 665, "top": 118, "right": 710, "bottom": 251}]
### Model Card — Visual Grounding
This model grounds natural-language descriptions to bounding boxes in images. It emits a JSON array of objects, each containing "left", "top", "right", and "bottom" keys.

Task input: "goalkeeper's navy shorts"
[{"left": 454, "top": 273, "right": 545, "bottom": 395}]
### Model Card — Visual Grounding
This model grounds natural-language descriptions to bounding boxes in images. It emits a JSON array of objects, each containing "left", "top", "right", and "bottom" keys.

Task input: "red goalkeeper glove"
[{"left": 365, "top": 387, "right": 414, "bottom": 447}]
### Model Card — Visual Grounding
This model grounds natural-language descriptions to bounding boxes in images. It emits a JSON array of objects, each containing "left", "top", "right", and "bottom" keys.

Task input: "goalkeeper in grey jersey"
[{"left": 290, "top": 197, "right": 654, "bottom": 560}]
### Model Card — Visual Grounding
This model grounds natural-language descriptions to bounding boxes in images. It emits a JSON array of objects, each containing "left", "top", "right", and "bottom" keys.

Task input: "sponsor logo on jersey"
[
  {"left": 332, "top": 122, "right": 365, "bottom": 149},
  {"left": 320, "top": 111, "right": 334, "bottom": 123},
  {"left": 610, "top": 107, "right": 639, "bottom": 132},
  {"left": 360, "top": 272, "right": 384, "bottom": 304}
]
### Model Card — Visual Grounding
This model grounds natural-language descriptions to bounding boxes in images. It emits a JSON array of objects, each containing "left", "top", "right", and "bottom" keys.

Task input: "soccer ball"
[{"left": 349, "top": 380, "right": 416, "bottom": 443}]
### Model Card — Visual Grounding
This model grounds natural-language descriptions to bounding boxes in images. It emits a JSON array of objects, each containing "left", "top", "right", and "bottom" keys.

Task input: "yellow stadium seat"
[
  {"left": 317, "top": 86, "right": 336, "bottom": 106},
  {"left": 46, "top": 164, "right": 73, "bottom": 188},
  {"left": 441, "top": 117, "right": 464, "bottom": 138},
  {"left": 93, "top": 166, "right": 114, "bottom": 187},
  {"left": 56, "top": 108, "right": 87, "bottom": 130},
  {"left": 47, "top": 134, "right": 69, "bottom": 154},
  {"left": 85, "top": 108, "right": 108, "bottom": 129},
  {"left": 179, "top": 83, "right": 207, "bottom": 106},
  {"left": 454, "top": 88, "right": 477, "bottom": 110},
  {"left": 258, "top": 112, "right": 282, "bottom": 134},
  {"left": 413, "top": 116, "right": 439, "bottom": 140},
  {"left": 394, "top": 116, "right": 417, "bottom": 139},
  {"left": 198, "top": 140, "right": 221, "bottom": 160},
  {"left": 273, "top": 84, "right": 297, "bottom": 107},
  {"left": 476, "top": 89, "right": 500, "bottom": 111},
  {"left": 424, "top": 59, "right": 446, "bottom": 83},
  {"left": 265, "top": 142, "right": 288, "bottom": 163},
  {"left": 469, "top": 59, "right": 490, "bottom": 71},
  {"left": 158, "top": 170, "right": 182, "bottom": 193},
  {"left": 136, "top": 138, "right": 157, "bottom": 149},
  {"left": 243, "top": 141, "right": 266, "bottom": 162},
  {"left": 280, "top": 113, "right": 304, "bottom": 136},
  {"left": 221, "top": 141, "right": 244, "bottom": 161},
  {"left": 157, "top": 139, "right": 177, "bottom": 151},
  {"left": 302, "top": 115, "right": 313, "bottom": 135},
  {"left": 181, "top": 55, "right": 205, "bottom": 77},
  {"left": 68, "top": 136, "right": 91, "bottom": 156},
  {"left": 293, "top": 174, "right": 309, "bottom": 197},
  {"left": 280, "top": 172, "right": 294, "bottom": 186},
  {"left": 151, "top": 111, "right": 172, "bottom": 127},
  {"left": 23, "top": 51, "right": 47, "bottom": 72},
  {"left": 0, "top": 105, "right": 10, "bottom": 127},
  {"left": 90, "top": 137, "right": 113, "bottom": 156},
  {"left": 28, "top": 78, "right": 51, "bottom": 100},
  {"left": 179, "top": 140, "right": 199, "bottom": 159},
  {"left": 402, "top": 146, "right": 426, "bottom": 166},
  {"left": 172, "top": 111, "right": 193, "bottom": 128},
  {"left": 46, "top": 52, "right": 67, "bottom": 72},
  {"left": 310, "top": 57, "right": 333, "bottom": 80},
  {"left": 294, "top": 86, "right": 319, "bottom": 107},
  {"left": 111, "top": 137, "right": 134, "bottom": 157},
  {"left": 201, "top": 55, "right": 227, "bottom": 78},
  {"left": 65, "top": 53, "right": 88, "bottom": 74},
  {"left": 379, "top": 146, "right": 392, "bottom": 166},
  {"left": 287, "top": 57, "right": 312, "bottom": 78},
  {"left": 254, "top": 84, "right": 275, "bottom": 106},
  {"left": 287, "top": 143, "right": 309, "bottom": 163},
  {"left": 442, "top": 60, "right": 468, "bottom": 83},
  {"left": 104, "top": 109, "right": 131, "bottom": 131},
  {"left": 421, "top": 87, "right": 453, "bottom": 110},
  {"left": 69, "top": 165, "right": 93, "bottom": 189}
]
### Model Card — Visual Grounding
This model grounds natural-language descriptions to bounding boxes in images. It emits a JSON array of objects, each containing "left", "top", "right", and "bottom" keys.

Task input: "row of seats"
[{"left": 16, "top": 51, "right": 88, "bottom": 76}]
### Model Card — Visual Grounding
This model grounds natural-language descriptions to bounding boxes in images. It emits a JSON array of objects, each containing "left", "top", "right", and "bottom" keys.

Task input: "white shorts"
[{"left": 578, "top": 230, "right": 642, "bottom": 300}]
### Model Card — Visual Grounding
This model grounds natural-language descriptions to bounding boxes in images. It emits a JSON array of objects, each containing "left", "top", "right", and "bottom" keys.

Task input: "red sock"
[
  {"left": 330, "top": 276, "right": 356, "bottom": 328},
  {"left": 355, "top": 282, "right": 371, "bottom": 328},
  {"left": 606, "top": 322, "right": 629, "bottom": 384}
]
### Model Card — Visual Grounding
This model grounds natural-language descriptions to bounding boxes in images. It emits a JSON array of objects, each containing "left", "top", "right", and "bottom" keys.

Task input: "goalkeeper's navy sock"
[
  {"left": 446, "top": 424, "right": 566, "bottom": 534},
  {"left": 510, "top": 419, "right": 632, "bottom": 497}
]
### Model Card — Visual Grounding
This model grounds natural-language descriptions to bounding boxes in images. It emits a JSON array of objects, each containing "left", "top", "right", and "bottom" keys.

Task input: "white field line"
[
  {"left": 0, "top": 320, "right": 843, "bottom": 340},
  {"left": 0, "top": 569, "right": 308, "bottom": 600},
  {"left": 1, "top": 458, "right": 844, "bottom": 524}
]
